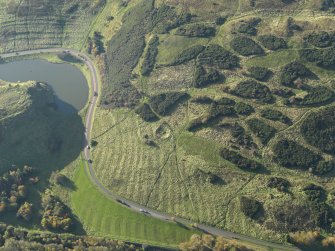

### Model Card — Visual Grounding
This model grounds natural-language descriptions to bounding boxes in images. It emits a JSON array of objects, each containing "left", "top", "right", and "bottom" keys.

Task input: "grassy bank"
[{"left": 71, "top": 158, "right": 196, "bottom": 248}]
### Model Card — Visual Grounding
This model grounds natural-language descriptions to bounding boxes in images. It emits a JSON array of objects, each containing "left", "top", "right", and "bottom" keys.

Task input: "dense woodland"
[
  {"left": 179, "top": 234, "right": 254, "bottom": 251},
  {"left": 0, "top": 166, "right": 36, "bottom": 221},
  {"left": 0, "top": 223, "right": 142, "bottom": 250}
]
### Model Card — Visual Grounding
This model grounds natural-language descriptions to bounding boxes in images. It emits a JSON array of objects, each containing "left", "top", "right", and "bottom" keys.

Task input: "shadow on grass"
[
  {"left": 254, "top": 165, "right": 271, "bottom": 175},
  {"left": 56, "top": 176, "right": 77, "bottom": 191},
  {"left": 0, "top": 86, "right": 86, "bottom": 234},
  {"left": 175, "top": 221, "right": 190, "bottom": 230}
]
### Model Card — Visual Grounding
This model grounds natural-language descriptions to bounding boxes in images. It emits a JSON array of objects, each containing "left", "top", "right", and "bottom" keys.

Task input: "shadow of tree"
[
  {"left": 57, "top": 176, "right": 77, "bottom": 191},
  {"left": 0, "top": 85, "right": 86, "bottom": 234}
]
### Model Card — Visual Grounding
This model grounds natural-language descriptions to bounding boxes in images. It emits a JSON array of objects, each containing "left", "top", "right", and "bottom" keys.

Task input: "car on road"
[
  {"left": 116, "top": 199, "right": 130, "bottom": 207},
  {"left": 88, "top": 159, "right": 93, "bottom": 164},
  {"left": 86, "top": 145, "right": 91, "bottom": 149},
  {"left": 139, "top": 209, "right": 150, "bottom": 214},
  {"left": 94, "top": 92, "right": 98, "bottom": 97}
]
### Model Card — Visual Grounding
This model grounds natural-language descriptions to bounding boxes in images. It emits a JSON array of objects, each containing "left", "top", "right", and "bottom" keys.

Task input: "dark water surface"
[{"left": 0, "top": 59, "right": 88, "bottom": 111}]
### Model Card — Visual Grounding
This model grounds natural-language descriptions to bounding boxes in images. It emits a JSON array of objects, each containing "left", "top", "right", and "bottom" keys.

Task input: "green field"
[
  {"left": 245, "top": 50, "right": 300, "bottom": 68},
  {"left": 71, "top": 158, "right": 196, "bottom": 247}
]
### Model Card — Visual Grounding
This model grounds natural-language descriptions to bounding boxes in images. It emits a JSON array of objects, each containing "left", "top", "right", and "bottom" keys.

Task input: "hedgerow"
[
  {"left": 197, "top": 44, "right": 240, "bottom": 69},
  {"left": 57, "top": 53, "right": 82, "bottom": 63},
  {"left": 303, "top": 31, "right": 335, "bottom": 48},
  {"left": 103, "top": 82, "right": 141, "bottom": 108},
  {"left": 230, "top": 36, "right": 264, "bottom": 56},
  {"left": 186, "top": 117, "right": 206, "bottom": 132},
  {"left": 193, "top": 65, "right": 222, "bottom": 88},
  {"left": 301, "top": 107, "right": 335, "bottom": 154},
  {"left": 141, "top": 35, "right": 159, "bottom": 76},
  {"left": 149, "top": 92, "right": 188, "bottom": 116},
  {"left": 300, "top": 47, "right": 335, "bottom": 68},
  {"left": 231, "top": 80, "right": 274, "bottom": 103},
  {"left": 104, "top": 0, "right": 154, "bottom": 108},
  {"left": 215, "top": 97, "right": 236, "bottom": 106},
  {"left": 260, "top": 109, "right": 292, "bottom": 125},
  {"left": 272, "top": 88, "right": 295, "bottom": 98},
  {"left": 237, "top": 23, "right": 257, "bottom": 36},
  {"left": 247, "top": 118, "right": 277, "bottom": 144},
  {"left": 248, "top": 66, "right": 272, "bottom": 81},
  {"left": 267, "top": 177, "right": 290, "bottom": 192},
  {"left": 303, "top": 184, "right": 327, "bottom": 203},
  {"left": 190, "top": 96, "right": 214, "bottom": 104},
  {"left": 169, "top": 45, "right": 205, "bottom": 66},
  {"left": 234, "top": 102, "right": 255, "bottom": 115},
  {"left": 290, "top": 87, "right": 333, "bottom": 106},
  {"left": 265, "top": 200, "right": 331, "bottom": 232},
  {"left": 192, "top": 169, "right": 223, "bottom": 185},
  {"left": 240, "top": 197, "right": 262, "bottom": 219},
  {"left": 220, "top": 148, "right": 263, "bottom": 171},
  {"left": 280, "top": 61, "right": 312, "bottom": 87},
  {"left": 320, "top": 0, "right": 335, "bottom": 11},
  {"left": 258, "top": 35, "right": 287, "bottom": 50},
  {"left": 104, "top": 0, "right": 191, "bottom": 108},
  {"left": 314, "top": 160, "right": 335, "bottom": 175},
  {"left": 0, "top": 223, "right": 139, "bottom": 250},
  {"left": 0, "top": 166, "right": 34, "bottom": 220},
  {"left": 207, "top": 103, "right": 236, "bottom": 121},
  {"left": 135, "top": 103, "right": 159, "bottom": 122},
  {"left": 92, "top": 31, "right": 105, "bottom": 55},
  {"left": 215, "top": 16, "right": 227, "bottom": 25},
  {"left": 152, "top": 5, "right": 191, "bottom": 34},
  {"left": 236, "top": 18, "right": 261, "bottom": 36},
  {"left": 186, "top": 104, "right": 236, "bottom": 131},
  {"left": 175, "top": 23, "right": 216, "bottom": 38},
  {"left": 229, "top": 123, "right": 255, "bottom": 148},
  {"left": 41, "top": 190, "right": 74, "bottom": 232},
  {"left": 273, "top": 139, "right": 321, "bottom": 170}
]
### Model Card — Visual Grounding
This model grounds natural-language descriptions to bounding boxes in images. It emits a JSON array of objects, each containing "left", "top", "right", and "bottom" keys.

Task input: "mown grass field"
[{"left": 71, "top": 158, "right": 196, "bottom": 247}]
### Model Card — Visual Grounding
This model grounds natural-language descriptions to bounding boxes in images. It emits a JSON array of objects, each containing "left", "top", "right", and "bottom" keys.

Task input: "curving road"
[{"left": 0, "top": 48, "right": 300, "bottom": 251}]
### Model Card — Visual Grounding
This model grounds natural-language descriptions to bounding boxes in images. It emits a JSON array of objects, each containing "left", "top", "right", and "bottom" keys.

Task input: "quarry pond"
[{"left": 0, "top": 59, "right": 88, "bottom": 111}]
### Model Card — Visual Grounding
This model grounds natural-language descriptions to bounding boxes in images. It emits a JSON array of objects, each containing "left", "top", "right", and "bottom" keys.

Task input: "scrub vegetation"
[{"left": 2, "top": 0, "right": 335, "bottom": 250}]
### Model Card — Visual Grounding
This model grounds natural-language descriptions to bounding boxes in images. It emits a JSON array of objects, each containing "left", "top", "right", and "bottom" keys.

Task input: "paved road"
[{"left": 0, "top": 48, "right": 300, "bottom": 251}]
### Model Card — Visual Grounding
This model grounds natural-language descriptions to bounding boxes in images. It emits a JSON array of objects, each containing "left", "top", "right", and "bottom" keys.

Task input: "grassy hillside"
[
  {"left": 0, "top": 0, "right": 106, "bottom": 53},
  {"left": 1, "top": 0, "right": 335, "bottom": 248},
  {"left": 87, "top": 0, "right": 335, "bottom": 244}
]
